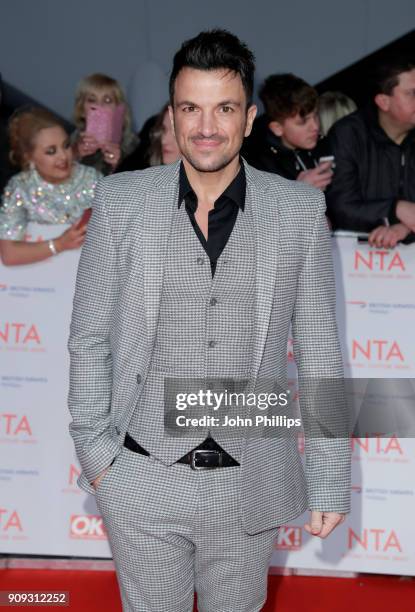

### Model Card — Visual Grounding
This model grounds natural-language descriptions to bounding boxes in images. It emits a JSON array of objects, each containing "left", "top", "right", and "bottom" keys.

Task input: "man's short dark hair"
[
  {"left": 169, "top": 29, "right": 255, "bottom": 107},
  {"left": 259, "top": 73, "right": 318, "bottom": 122},
  {"left": 372, "top": 55, "right": 415, "bottom": 96}
]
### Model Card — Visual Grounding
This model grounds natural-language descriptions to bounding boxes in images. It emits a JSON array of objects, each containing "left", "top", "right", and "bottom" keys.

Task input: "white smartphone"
[{"left": 318, "top": 155, "right": 336, "bottom": 170}]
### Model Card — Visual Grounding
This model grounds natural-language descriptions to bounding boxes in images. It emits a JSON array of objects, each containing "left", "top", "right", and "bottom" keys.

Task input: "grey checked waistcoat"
[{"left": 127, "top": 196, "right": 256, "bottom": 463}]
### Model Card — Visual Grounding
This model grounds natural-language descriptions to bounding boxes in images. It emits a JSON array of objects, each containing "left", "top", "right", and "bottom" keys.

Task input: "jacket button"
[
  {"left": 136, "top": 373, "right": 142, "bottom": 385},
  {"left": 208, "top": 340, "right": 217, "bottom": 348},
  {"left": 210, "top": 297, "right": 218, "bottom": 306},
  {"left": 115, "top": 426, "right": 120, "bottom": 435},
  {"left": 197, "top": 257, "right": 204, "bottom": 265}
]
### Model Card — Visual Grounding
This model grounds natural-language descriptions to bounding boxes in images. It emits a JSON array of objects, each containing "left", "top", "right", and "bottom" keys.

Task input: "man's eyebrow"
[
  {"left": 176, "top": 100, "right": 242, "bottom": 107},
  {"left": 217, "top": 100, "right": 242, "bottom": 107},
  {"left": 176, "top": 100, "right": 198, "bottom": 107}
]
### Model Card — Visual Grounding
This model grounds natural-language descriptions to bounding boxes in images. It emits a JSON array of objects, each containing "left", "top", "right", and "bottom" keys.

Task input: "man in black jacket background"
[{"left": 326, "top": 57, "right": 415, "bottom": 247}]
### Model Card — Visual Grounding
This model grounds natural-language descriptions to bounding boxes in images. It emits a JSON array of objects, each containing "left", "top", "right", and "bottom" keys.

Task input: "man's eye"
[
  {"left": 221, "top": 106, "right": 233, "bottom": 113},
  {"left": 183, "top": 106, "right": 196, "bottom": 112}
]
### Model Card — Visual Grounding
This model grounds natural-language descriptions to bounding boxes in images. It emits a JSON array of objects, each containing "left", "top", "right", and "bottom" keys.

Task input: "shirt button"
[
  {"left": 210, "top": 297, "right": 218, "bottom": 306},
  {"left": 208, "top": 340, "right": 217, "bottom": 348},
  {"left": 136, "top": 373, "right": 142, "bottom": 385},
  {"left": 197, "top": 257, "right": 204, "bottom": 265}
]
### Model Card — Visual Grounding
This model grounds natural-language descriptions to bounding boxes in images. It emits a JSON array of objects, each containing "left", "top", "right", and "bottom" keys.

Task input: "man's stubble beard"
[{"left": 180, "top": 148, "right": 241, "bottom": 174}]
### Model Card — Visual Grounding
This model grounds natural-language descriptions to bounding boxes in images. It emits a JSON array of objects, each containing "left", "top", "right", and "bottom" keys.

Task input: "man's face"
[
  {"left": 170, "top": 67, "right": 256, "bottom": 172},
  {"left": 269, "top": 110, "right": 320, "bottom": 150},
  {"left": 377, "top": 69, "right": 415, "bottom": 128}
]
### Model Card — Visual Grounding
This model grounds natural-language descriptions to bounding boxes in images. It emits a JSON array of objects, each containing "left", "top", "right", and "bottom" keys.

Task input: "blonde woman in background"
[
  {"left": 318, "top": 91, "right": 357, "bottom": 137},
  {"left": 73, "top": 73, "right": 138, "bottom": 174},
  {"left": 0, "top": 107, "right": 101, "bottom": 266}
]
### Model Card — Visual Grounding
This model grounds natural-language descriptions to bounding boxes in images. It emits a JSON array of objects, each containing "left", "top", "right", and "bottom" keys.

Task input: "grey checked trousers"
[{"left": 95, "top": 446, "right": 279, "bottom": 612}]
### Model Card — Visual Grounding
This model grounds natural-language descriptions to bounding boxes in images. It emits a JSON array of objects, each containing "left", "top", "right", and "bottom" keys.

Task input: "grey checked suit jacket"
[{"left": 68, "top": 160, "right": 351, "bottom": 534}]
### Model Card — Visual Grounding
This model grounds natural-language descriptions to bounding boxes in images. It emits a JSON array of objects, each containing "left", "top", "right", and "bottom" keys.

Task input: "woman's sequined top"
[{"left": 0, "top": 163, "right": 101, "bottom": 240}]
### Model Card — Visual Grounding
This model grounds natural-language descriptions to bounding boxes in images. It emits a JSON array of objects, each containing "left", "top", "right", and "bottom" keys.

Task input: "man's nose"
[{"left": 199, "top": 111, "right": 217, "bottom": 137}]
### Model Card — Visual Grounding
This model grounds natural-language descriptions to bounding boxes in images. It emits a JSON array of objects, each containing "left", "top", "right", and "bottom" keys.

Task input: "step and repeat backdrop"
[{"left": 1, "top": 226, "right": 414, "bottom": 574}]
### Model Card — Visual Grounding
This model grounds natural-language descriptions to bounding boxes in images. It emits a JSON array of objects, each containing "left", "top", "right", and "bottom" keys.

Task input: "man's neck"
[
  {"left": 182, "top": 156, "right": 241, "bottom": 209},
  {"left": 377, "top": 110, "right": 411, "bottom": 145}
]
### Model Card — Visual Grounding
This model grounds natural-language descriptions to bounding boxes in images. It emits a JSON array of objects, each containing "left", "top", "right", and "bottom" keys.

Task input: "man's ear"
[
  {"left": 168, "top": 105, "right": 175, "bottom": 136},
  {"left": 268, "top": 120, "right": 284, "bottom": 137},
  {"left": 374, "top": 93, "right": 390, "bottom": 113},
  {"left": 244, "top": 104, "right": 257, "bottom": 137}
]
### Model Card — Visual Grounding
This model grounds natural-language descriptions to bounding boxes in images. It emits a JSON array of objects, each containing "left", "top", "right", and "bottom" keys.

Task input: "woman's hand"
[
  {"left": 55, "top": 220, "right": 87, "bottom": 253},
  {"left": 77, "top": 132, "right": 100, "bottom": 158},
  {"left": 102, "top": 142, "right": 121, "bottom": 170}
]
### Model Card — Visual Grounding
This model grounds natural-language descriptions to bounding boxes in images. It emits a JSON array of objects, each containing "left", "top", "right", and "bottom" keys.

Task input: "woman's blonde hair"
[
  {"left": 318, "top": 91, "right": 357, "bottom": 137},
  {"left": 8, "top": 106, "right": 66, "bottom": 169},
  {"left": 73, "top": 73, "right": 136, "bottom": 154}
]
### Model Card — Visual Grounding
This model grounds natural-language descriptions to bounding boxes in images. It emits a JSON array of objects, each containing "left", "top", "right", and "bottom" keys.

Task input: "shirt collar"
[{"left": 178, "top": 160, "right": 246, "bottom": 211}]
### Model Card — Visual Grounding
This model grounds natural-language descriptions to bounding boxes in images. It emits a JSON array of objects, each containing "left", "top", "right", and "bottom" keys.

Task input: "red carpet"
[{"left": 0, "top": 569, "right": 414, "bottom": 611}]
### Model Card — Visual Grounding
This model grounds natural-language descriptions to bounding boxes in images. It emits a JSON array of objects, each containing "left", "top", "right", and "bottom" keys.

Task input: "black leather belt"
[{"left": 124, "top": 433, "right": 239, "bottom": 470}]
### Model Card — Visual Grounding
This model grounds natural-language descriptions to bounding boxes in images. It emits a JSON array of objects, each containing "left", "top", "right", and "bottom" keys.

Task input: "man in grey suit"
[{"left": 68, "top": 30, "right": 351, "bottom": 612}]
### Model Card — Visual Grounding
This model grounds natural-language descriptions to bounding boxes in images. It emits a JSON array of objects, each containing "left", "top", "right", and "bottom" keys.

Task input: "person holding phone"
[
  {"left": 243, "top": 73, "right": 334, "bottom": 191},
  {"left": 0, "top": 107, "right": 100, "bottom": 266},
  {"left": 72, "top": 73, "right": 138, "bottom": 175}
]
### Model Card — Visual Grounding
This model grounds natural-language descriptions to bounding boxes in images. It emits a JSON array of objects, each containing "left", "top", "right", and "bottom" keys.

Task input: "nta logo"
[
  {"left": 352, "top": 340, "right": 404, "bottom": 362},
  {"left": 349, "top": 528, "right": 402, "bottom": 553},
  {"left": 0, "top": 509, "right": 23, "bottom": 532},
  {"left": 0, "top": 323, "right": 41, "bottom": 345},
  {"left": 68, "top": 464, "right": 81, "bottom": 487},
  {"left": 0, "top": 414, "right": 32, "bottom": 436},
  {"left": 352, "top": 435, "right": 403, "bottom": 455},
  {"left": 354, "top": 250, "right": 405, "bottom": 272}
]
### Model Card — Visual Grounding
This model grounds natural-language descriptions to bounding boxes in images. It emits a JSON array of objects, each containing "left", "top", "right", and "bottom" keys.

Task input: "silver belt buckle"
[{"left": 190, "top": 449, "right": 222, "bottom": 470}]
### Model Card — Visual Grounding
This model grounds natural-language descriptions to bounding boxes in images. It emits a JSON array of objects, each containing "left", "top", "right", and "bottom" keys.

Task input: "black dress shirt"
[
  {"left": 178, "top": 161, "right": 246, "bottom": 276},
  {"left": 177, "top": 161, "right": 246, "bottom": 460}
]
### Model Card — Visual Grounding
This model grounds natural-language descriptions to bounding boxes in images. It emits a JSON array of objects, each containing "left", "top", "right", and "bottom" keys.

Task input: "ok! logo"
[
  {"left": 275, "top": 526, "right": 302, "bottom": 551},
  {"left": 354, "top": 249, "right": 405, "bottom": 272},
  {"left": 70, "top": 515, "right": 107, "bottom": 540}
]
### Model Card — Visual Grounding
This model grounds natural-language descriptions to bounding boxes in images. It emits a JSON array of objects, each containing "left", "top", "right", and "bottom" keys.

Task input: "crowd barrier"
[{"left": 1, "top": 225, "right": 414, "bottom": 575}]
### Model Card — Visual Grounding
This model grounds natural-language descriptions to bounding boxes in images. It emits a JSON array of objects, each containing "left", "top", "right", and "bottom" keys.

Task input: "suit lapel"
[
  {"left": 142, "top": 162, "right": 180, "bottom": 351},
  {"left": 244, "top": 162, "right": 281, "bottom": 380}
]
